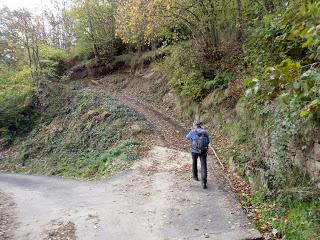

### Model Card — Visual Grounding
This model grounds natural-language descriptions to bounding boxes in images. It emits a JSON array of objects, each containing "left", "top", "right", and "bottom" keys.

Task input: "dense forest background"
[{"left": 0, "top": 0, "right": 319, "bottom": 239}]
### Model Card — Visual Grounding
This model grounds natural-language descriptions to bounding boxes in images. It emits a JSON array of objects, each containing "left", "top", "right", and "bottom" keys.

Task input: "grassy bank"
[{"left": 0, "top": 83, "right": 150, "bottom": 179}]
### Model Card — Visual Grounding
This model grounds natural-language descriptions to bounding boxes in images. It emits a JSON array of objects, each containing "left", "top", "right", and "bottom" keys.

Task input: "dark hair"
[{"left": 194, "top": 120, "right": 202, "bottom": 126}]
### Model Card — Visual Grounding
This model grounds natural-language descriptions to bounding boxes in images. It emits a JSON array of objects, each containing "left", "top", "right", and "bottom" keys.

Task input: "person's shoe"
[
  {"left": 202, "top": 182, "right": 207, "bottom": 189},
  {"left": 193, "top": 176, "right": 199, "bottom": 181}
]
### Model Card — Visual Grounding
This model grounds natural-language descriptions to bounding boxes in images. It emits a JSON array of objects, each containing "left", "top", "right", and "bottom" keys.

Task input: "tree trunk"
[
  {"left": 200, "top": 1, "right": 219, "bottom": 61},
  {"left": 88, "top": 17, "right": 99, "bottom": 59},
  {"left": 136, "top": 41, "right": 142, "bottom": 56},
  {"left": 35, "top": 42, "right": 41, "bottom": 70},
  {"left": 32, "top": 47, "right": 38, "bottom": 71},
  {"left": 236, "top": 0, "right": 243, "bottom": 41},
  {"left": 25, "top": 38, "right": 33, "bottom": 69},
  {"left": 22, "top": 18, "right": 33, "bottom": 69},
  {"left": 263, "top": 0, "right": 274, "bottom": 12},
  {"left": 209, "top": 1, "right": 218, "bottom": 49},
  {"left": 151, "top": 40, "right": 157, "bottom": 51}
]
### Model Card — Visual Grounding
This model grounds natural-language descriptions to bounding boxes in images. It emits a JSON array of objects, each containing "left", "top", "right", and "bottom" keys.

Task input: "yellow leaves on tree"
[{"left": 115, "top": 0, "right": 174, "bottom": 44}]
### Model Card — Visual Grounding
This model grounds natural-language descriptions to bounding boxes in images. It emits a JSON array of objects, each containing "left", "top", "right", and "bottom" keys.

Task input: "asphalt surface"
[{"left": 0, "top": 146, "right": 261, "bottom": 240}]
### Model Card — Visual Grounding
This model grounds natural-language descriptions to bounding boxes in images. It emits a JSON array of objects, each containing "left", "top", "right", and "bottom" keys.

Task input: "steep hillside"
[
  {"left": 86, "top": 60, "right": 320, "bottom": 239},
  {"left": 85, "top": 65, "right": 320, "bottom": 192},
  {"left": 0, "top": 81, "right": 150, "bottom": 179}
]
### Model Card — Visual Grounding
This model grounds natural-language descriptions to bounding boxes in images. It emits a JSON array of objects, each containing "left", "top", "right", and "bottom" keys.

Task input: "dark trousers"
[{"left": 192, "top": 151, "right": 207, "bottom": 184}]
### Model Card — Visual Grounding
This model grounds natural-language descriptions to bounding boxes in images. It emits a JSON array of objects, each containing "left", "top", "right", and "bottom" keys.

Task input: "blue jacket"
[{"left": 186, "top": 127, "right": 210, "bottom": 153}]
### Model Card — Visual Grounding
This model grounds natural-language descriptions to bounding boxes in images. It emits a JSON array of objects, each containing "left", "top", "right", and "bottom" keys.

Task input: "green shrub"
[
  {"left": 244, "top": 61, "right": 320, "bottom": 122},
  {"left": 58, "top": 139, "right": 142, "bottom": 179},
  {"left": 293, "top": 69, "right": 320, "bottom": 120},
  {"left": 72, "top": 38, "right": 94, "bottom": 59},
  {"left": 224, "top": 118, "right": 247, "bottom": 145},
  {"left": 244, "top": 59, "right": 302, "bottom": 99},
  {"left": 37, "top": 44, "right": 70, "bottom": 80},
  {"left": 245, "top": 0, "right": 320, "bottom": 71},
  {"left": 157, "top": 43, "right": 207, "bottom": 101},
  {"left": 204, "top": 72, "right": 234, "bottom": 91},
  {"left": 247, "top": 191, "right": 320, "bottom": 240},
  {"left": 0, "top": 67, "right": 34, "bottom": 146},
  {"left": 275, "top": 1, "right": 320, "bottom": 61},
  {"left": 117, "top": 49, "right": 165, "bottom": 68},
  {"left": 39, "top": 44, "right": 68, "bottom": 61}
]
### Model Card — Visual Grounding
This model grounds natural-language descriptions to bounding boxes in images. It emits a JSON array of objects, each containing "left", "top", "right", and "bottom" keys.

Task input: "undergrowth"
[
  {"left": 0, "top": 86, "right": 150, "bottom": 179},
  {"left": 244, "top": 191, "right": 320, "bottom": 240},
  {"left": 57, "top": 138, "right": 142, "bottom": 179}
]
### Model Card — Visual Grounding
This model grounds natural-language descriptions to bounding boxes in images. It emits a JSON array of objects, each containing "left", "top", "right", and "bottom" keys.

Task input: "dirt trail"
[
  {"left": 0, "top": 77, "right": 261, "bottom": 240},
  {"left": 92, "top": 81, "right": 190, "bottom": 151}
]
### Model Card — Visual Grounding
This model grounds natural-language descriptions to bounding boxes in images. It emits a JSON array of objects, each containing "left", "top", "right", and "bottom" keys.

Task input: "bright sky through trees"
[{"left": 0, "top": 0, "right": 51, "bottom": 12}]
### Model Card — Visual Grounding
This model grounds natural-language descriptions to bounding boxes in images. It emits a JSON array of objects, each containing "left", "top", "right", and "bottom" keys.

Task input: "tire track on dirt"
[{"left": 88, "top": 80, "right": 190, "bottom": 151}]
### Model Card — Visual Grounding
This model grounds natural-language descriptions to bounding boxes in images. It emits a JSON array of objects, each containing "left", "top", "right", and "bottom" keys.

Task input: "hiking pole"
[
  {"left": 197, "top": 108, "right": 224, "bottom": 170},
  {"left": 209, "top": 144, "right": 225, "bottom": 170}
]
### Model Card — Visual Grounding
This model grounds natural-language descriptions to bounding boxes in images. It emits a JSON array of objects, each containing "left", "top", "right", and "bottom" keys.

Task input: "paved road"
[{"left": 0, "top": 146, "right": 261, "bottom": 240}]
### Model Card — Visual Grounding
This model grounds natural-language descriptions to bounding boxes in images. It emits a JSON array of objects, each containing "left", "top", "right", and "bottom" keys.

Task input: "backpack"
[{"left": 195, "top": 128, "right": 209, "bottom": 152}]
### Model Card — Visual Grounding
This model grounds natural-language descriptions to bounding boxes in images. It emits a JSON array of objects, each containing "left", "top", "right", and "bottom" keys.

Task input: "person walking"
[{"left": 186, "top": 120, "right": 210, "bottom": 189}]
